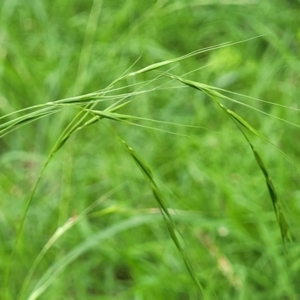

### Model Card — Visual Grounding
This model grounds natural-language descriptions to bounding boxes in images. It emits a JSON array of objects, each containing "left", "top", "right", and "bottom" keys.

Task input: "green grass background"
[{"left": 1, "top": 0, "right": 300, "bottom": 299}]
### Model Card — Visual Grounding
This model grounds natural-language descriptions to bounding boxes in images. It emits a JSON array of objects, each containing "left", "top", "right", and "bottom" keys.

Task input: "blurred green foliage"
[{"left": 1, "top": 0, "right": 300, "bottom": 299}]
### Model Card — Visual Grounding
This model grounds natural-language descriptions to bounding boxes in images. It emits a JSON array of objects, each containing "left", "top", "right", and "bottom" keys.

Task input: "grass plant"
[{"left": 1, "top": 1, "right": 300, "bottom": 299}]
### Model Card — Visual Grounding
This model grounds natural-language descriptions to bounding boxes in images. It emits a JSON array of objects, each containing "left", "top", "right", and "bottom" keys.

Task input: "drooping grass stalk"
[
  {"left": 233, "top": 122, "right": 290, "bottom": 244},
  {"left": 120, "top": 138, "right": 204, "bottom": 293},
  {"left": 167, "top": 74, "right": 290, "bottom": 243}
]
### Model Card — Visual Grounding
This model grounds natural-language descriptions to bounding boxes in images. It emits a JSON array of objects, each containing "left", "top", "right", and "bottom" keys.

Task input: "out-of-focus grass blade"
[
  {"left": 18, "top": 185, "right": 125, "bottom": 300},
  {"left": 26, "top": 214, "right": 161, "bottom": 300}
]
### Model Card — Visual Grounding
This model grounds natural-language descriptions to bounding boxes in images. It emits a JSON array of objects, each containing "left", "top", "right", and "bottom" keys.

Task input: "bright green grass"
[{"left": 1, "top": 1, "right": 300, "bottom": 299}]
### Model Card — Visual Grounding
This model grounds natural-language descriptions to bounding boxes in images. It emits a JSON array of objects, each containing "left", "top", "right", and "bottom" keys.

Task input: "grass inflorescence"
[{"left": 1, "top": 1, "right": 300, "bottom": 299}]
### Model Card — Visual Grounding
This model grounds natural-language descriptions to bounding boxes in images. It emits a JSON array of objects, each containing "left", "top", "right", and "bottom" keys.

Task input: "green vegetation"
[{"left": 1, "top": 0, "right": 300, "bottom": 299}]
